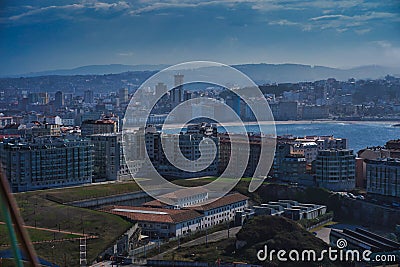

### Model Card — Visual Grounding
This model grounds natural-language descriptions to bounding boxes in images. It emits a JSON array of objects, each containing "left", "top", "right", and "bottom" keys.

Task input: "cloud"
[
  {"left": 373, "top": 40, "right": 393, "bottom": 49},
  {"left": 93, "top": 1, "right": 130, "bottom": 11},
  {"left": 268, "top": 19, "right": 299, "bottom": 26},
  {"left": 372, "top": 41, "right": 400, "bottom": 63},
  {"left": 297, "top": 0, "right": 381, "bottom": 9},
  {"left": 310, "top": 14, "right": 345, "bottom": 21},
  {"left": 4, "top": 1, "right": 131, "bottom": 23},
  {"left": 3, "top": 0, "right": 398, "bottom": 33},
  {"left": 354, "top": 28, "right": 371, "bottom": 35},
  {"left": 117, "top": 51, "right": 134, "bottom": 57},
  {"left": 8, "top": 4, "right": 85, "bottom": 21},
  {"left": 307, "top": 11, "right": 399, "bottom": 32}
]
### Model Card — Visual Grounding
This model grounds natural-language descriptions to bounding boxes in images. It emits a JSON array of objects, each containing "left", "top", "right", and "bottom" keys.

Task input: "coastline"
[
  {"left": 160, "top": 120, "right": 399, "bottom": 129},
  {"left": 273, "top": 120, "right": 400, "bottom": 125}
]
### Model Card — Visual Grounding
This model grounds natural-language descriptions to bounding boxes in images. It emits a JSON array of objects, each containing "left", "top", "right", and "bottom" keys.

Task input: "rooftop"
[
  {"left": 102, "top": 205, "right": 203, "bottom": 224},
  {"left": 189, "top": 193, "right": 248, "bottom": 211}
]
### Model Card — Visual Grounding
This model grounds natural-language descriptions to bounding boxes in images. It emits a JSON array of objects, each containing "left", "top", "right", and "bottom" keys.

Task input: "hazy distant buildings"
[
  {"left": 31, "top": 123, "right": 61, "bottom": 137},
  {"left": 314, "top": 149, "right": 356, "bottom": 191},
  {"left": 155, "top": 82, "right": 167, "bottom": 97},
  {"left": 171, "top": 74, "right": 184, "bottom": 106},
  {"left": 54, "top": 91, "right": 64, "bottom": 109},
  {"left": 301, "top": 105, "right": 329, "bottom": 120},
  {"left": 61, "top": 117, "right": 75, "bottom": 126},
  {"left": 0, "top": 137, "right": 93, "bottom": 192},
  {"left": 225, "top": 94, "right": 241, "bottom": 117},
  {"left": 39, "top": 115, "right": 62, "bottom": 125},
  {"left": 272, "top": 101, "right": 298, "bottom": 120},
  {"left": 0, "top": 116, "right": 14, "bottom": 127},
  {"left": 28, "top": 92, "right": 49, "bottom": 105},
  {"left": 80, "top": 110, "right": 104, "bottom": 123},
  {"left": 84, "top": 89, "right": 94, "bottom": 104},
  {"left": 119, "top": 88, "right": 129, "bottom": 103}
]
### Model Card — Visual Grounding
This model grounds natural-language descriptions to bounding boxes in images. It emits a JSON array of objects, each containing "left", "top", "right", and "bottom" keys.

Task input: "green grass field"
[
  {"left": 0, "top": 224, "right": 80, "bottom": 246},
  {"left": 0, "top": 177, "right": 269, "bottom": 265},
  {"left": 41, "top": 180, "right": 140, "bottom": 203},
  {"left": 1, "top": 187, "right": 133, "bottom": 266}
]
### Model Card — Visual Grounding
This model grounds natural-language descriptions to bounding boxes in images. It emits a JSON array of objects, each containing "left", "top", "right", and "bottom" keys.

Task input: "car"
[{"left": 356, "top": 195, "right": 365, "bottom": 200}]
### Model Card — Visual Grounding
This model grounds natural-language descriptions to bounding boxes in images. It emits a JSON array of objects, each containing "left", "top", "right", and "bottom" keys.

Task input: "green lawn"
[
  {"left": 0, "top": 224, "right": 80, "bottom": 246},
  {"left": 39, "top": 180, "right": 140, "bottom": 203},
  {"left": 1, "top": 191, "right": 133, "bottom": 266}
]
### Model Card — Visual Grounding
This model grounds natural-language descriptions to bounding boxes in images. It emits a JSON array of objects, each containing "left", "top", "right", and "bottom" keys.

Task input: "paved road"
[{"left": 151, "top": 226, "right": 241, "bottom": 260}]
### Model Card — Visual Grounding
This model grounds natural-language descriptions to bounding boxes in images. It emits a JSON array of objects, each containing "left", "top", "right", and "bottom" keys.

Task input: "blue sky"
[{"left": 0, "top": 0, "right": 399, "bottom": 75}]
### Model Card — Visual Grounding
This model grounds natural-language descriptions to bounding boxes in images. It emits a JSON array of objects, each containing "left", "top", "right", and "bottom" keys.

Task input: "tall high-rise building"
[
  {"left": 54, "top": 91, "right": 64, "bottom": 108},
  {"left": 89, "top": 133, "right": 122, "bottom": 182},
  {"left": 171, "top": 74, "right": 184, "bottom": 105},
  {"left": 226, "top": 94, "right": 241, "bottom": 117},
  {"left": 155, "top": 82, "right": 167, "bottom": 97},
  {"left": 84, "top": 90, "right": 94, "bottom": 104},
  {"left": 174, "top": 74, "right": 184, "bottom": 87},
  {"left": 119, "top": 88, "right": 129, "bottom": 103},
  {"left": 28, "top": 92, "right": 49, "bottom": 105}
]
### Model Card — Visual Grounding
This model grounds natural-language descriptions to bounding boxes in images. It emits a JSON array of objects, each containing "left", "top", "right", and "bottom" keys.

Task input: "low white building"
[
  {"left": 104, "top": 206, "right": 203, "bottom": 238},
  {"left": 144, "top": 188, "right": 209, "bottom": 209},
  {"left": 105, "top": 193, "right": 249, "bottom": 238},
  {"left": 191, "top": 193, "right": 249, "bottom": 228}
]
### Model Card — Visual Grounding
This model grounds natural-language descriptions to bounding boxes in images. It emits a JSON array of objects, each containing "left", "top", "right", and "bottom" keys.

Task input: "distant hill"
[
  {"left": 2, "top": 63, "right": 399, "bottom": 84},
  {"left": 5, "top": 64, "right": 169, "bottom": 77},
  {"left": 233, "top": 63, "right": 400, "bottom": 84}
]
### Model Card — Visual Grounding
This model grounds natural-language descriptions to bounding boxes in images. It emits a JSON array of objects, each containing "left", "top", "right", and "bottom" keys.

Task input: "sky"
[{"left": 0, "top": 0, "right": 399, "bottom": 75}]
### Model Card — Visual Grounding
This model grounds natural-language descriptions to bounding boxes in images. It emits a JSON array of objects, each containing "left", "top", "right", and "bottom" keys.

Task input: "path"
[
  {"left": 0, "top": 221, "right": 97, "bottom": 238},
  {"left": 151, "top": 226, "right": 241, "bottom": 260}
]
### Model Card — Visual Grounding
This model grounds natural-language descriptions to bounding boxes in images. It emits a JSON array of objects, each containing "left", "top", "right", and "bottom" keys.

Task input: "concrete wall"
[
  {"left": 337, "top": 198, "right": 400, "bottom": 228},
  {"left": 67, "top": 191, "right": 152, "bottom": 208}
]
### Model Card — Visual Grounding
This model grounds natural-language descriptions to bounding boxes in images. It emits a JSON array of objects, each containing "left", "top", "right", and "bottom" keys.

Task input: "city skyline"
[{"left": 0, "top": 0, "right": 400, "bottom": 75}]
